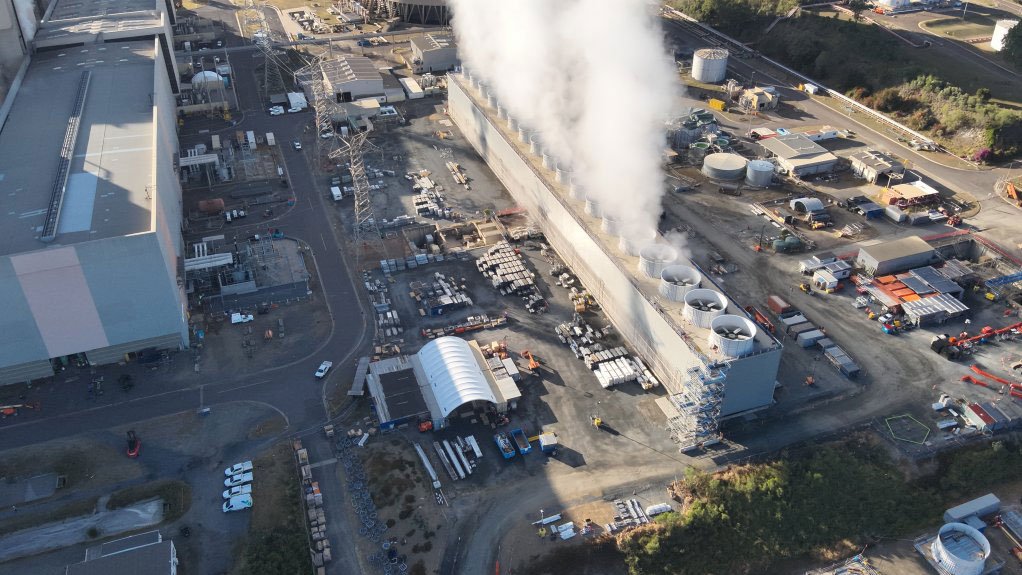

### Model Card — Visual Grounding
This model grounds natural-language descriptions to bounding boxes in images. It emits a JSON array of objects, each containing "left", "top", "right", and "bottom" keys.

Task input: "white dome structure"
[
  {"left": 931, "top": 523, "right": 991, "bottom": 575},
  {"left": 417, "top": 337, "right": 497, "bottom": 418},
  {"left": 191, "top": 71, "right": 223, "bottom": 88}
]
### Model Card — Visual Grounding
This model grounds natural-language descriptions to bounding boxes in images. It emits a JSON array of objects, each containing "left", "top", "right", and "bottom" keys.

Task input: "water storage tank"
[
  {"left": 746, "top": 160, "right": 775, "bottom": 186},
  {"left": 931, "top": 523, "right": 990, "bottom": 575},
  {"left": 529, "top": 132, "right": 543, "bottom": 155},
  {"left": 702, "top": 153, "right": 748, "bottom": 180},
  {"left": 555, "top": 163, "right": 572, "bottom": 185},
  {"left": 638, "top": 244, "right": 678, "bottom": 279},
  {"left": 601, "top": 216, "right": 621, "bottom": 237},
  {"left": 683, "top": 289, "right": 728, "bottom": 327},
  {"left": 709, "top": 315, "right": 757, "bottom": 358},
  {"left": 619, "top": 229, "right": 657, "bottom": 256},
  {"left": 659, "top": 265, "right": 702, "bottom": 301},
  {"left": 692, "top": 48, "right": 729, "bottom": 83},
  {"left": 992, "top": 19, "right": 1019, "bottom": 51}
]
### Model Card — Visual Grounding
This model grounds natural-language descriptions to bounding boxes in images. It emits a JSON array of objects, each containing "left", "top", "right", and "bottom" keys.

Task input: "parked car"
[
  {"left": 224, "top": 460, "right": 253, "bottom": 476},
  {"left": 287, "top": 107, "right": 303, "bottom": 113},
  {"left": 315, "top": 361, "right": 333, "bottom": 379},
  {"left": 223, "top": 484, "right": 253, "bottom": 499},
  {"left": 224, "top": 472, "right": 254, "bottom": 488},
  {"left": 293, "top": 140, "right": 302, "bottom": 150},
  {"left": 223, "top": 494, "right": 254, "bottom": 512}
]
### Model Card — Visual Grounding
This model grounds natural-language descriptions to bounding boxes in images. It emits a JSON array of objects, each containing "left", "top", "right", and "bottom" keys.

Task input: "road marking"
[
  {"left": 214, "top": 379, "right": 272, "bottom": 394},
  {"left": 310, "top": 458, "right": 338, "bottom": 468}
]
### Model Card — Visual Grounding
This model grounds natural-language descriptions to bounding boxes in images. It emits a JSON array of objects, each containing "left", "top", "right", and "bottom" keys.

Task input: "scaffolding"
[{"left": 665, "top": 361, "right": 728, "bottom": 452}]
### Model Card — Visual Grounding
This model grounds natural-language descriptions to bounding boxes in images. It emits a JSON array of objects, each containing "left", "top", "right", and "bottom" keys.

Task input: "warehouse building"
[
  {"left": 409, "top": 33, "right": 458, "bottom": 74},
  {"left": 850, "top": 149, "right": 904, "bottom": 184},
  {"left": 0, "top": 39, "right": 187, "bottom": 385},
  {"left": 759, "top": 134, "right": 837, "bottom": 176},
  {"left": 367, "top": 337, "right": 521, "bottom": 430},
  {"left": 318, "top": 56, "right": 384, "bottom": 102},
  {"left": 878, "top": 180, "right": 941, "bottom": 207},
  {"left": 447, "top": 72, "right": 783, "bottom": 451},
  {"left": 856, "top": 236, "right": 940, "bottom": 276},
  {"left": 386, "top": 0, "right": 449, "bottom": 25}
]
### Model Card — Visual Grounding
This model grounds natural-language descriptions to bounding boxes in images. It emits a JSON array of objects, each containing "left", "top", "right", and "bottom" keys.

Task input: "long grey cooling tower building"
[{"left": 447, "top": 72, "right": 782, "bottom": 450}]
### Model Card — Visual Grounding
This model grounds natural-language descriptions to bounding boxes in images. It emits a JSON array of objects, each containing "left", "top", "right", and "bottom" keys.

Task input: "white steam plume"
[{"left": 450, "top": 0, "right": 680, "bottom": 245}]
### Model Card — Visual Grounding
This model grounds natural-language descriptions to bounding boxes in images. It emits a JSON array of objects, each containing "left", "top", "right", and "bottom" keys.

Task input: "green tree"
[
  {"left": 849, "top": 0, "right": 868, "bottom": 21},
  {"left": 1002, "top": 21, "right": 1022, "bottom": 66}
]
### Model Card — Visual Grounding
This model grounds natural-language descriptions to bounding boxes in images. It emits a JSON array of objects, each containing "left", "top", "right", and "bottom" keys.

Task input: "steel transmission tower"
[{"left": 296, "top": 57, "right": 386, "bottom": 266}]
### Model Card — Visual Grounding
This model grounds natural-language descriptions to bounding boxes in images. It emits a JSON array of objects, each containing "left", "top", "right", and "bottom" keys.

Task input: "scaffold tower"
[{"left": 666, "top": 360, "right": 728, "bottom": 452}]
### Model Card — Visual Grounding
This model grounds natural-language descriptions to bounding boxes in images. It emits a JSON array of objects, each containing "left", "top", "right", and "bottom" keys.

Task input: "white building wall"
[{"left": 447, "top": 77, "right": 780, "bottom": 416}]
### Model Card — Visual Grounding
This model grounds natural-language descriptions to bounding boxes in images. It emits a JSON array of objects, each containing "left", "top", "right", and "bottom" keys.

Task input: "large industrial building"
[
  {"left": 386, "top": 0, "right": 449, "bottom": 25},
  {"left": 856, "top": 236, "right": 940, "bottom": 276},
  {"left": 318, "top": 56, "right": 384, "bottom": 102},
  {"left": 0, "top": 1, "right": 187, "bottom": 384},
  {"left": 409, "top": 33, "right": 458, "bottom": 74},
  {"left": 447, "top": 72, "right": 783, "bottom": 450},
  {"left": 759, "top": 134, "right": 837, "bottom": 177}
]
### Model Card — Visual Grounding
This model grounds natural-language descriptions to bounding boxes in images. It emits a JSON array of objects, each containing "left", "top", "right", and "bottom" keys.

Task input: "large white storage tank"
[
  {"left": 683, "top": 289, "right": 727, "bottom": 327},
  {"left": 702, "top": 153, "right": 747, "bottom": 180},
  {"left": 992, "top": 19, "right": 1019, "bottom": 51},
  {"left": 931, "top": 523, "right": 990, "bottom": 575},
  {"left": 659, "top": 265, "right": 702, "bottom": 301},
  {"left": 692, "top": 48, "right": 729, "bottom": 83},
  {"left": 746, "top": 160, "right": 775, "bottom": 186},
  {"left": 638, "top": 244, "right": 678, "bottom": 279},
  {"left": 709, "top": 315, "right": 757, "bottom": 358}
]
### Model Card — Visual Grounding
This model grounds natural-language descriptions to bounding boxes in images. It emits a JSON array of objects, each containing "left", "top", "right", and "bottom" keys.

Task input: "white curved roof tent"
[{"left": 417, "top": 337, "right": 497, "bottom": 418}]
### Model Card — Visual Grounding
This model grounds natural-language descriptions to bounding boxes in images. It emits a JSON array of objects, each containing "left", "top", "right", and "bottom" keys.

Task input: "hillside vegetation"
[{"left": 526, "top": 438, "right": 1022, "bottom": 575}]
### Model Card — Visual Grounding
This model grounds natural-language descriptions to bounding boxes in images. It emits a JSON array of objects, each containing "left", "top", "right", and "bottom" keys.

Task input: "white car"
[
  {"left": 287, "top": 107, "right": 303, "bottom": 113},
  {"left": 223, "top": 484, "right": 253, "bottom": 499},
  {"left": 224, "top": 472, "right": 253, "bottom": 488},
  {"left": 224, "top": 460, "right": 253, "bottom": 476},
  {"left": 315, "top": 361, "right": 333, "bottom": 379},
  {"left": 223, "top": 494, "right": 254, "bottom": 512},
  {"left": 293, "top": 140, "right": 302, "bottom": 150},
  {"left": 269, "top": 109, "right": 284, "bottom": 116}
]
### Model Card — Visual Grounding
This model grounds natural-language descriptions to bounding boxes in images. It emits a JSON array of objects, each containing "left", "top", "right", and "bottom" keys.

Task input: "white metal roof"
[{"left": 417, "top": 337, "right": 496, "bottom": 417}]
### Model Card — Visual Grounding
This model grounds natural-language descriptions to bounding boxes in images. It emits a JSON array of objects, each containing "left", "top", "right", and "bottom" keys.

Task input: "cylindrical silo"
[
  {"left": 541, "top": 151, "right": 555, "bottom": 169},
  {"left": 992, "top": 19, "right": 1019, "bottom": 51},
  {"left": 708, "top": 315, "right": 757, "bottom": 358},
  {"left": 555, "top": 163, "right": 572, "bottom": 185},
  {"left": 692, "top": 48, "right": 729, "bottom": 83},
  {"left": 931, "top": 523, "right": 990, "bottom": 575},
  {"left": 619, "top": 229, "right": 657, "bottom": 256},
  {"left": 601, "top": 216, "right": 621, "bottom": 237},
  {"left": 637, "top": 244, "right": 678, "bottom": 279},
  {"left": 569, "top": 179, "right": 586, "bottom": 201},
  {"left": 746, "top": 160, "right": 774, "bottom": 186},
  {"left": 659, "top": 265, "right": 702, "bottom": 301},
  {"left": 683, "top": 289, "right": 727, "bottom": 327},
  {"left": 529, "top": 132, "right": 543, "bottom": 155},
  {"left": 584, "top": 196, "right": 602, "bottom": 218},
  {"left": 702, "top": 153, "right": 748, "bottom": 180}
]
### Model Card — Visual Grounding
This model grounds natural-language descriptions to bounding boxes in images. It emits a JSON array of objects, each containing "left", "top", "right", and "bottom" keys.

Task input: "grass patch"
[
  {"left": 231, "top": 442, "right": 312, "bottom": 575},
  {"left": 107, "top": 480, "right": 193, "bottom": 523},
  {"left": 922, "top": 14, "right": 997, "bottom": 38},
  {"left": 0, "top": 497, "right": 99, "bottom": 537}
]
